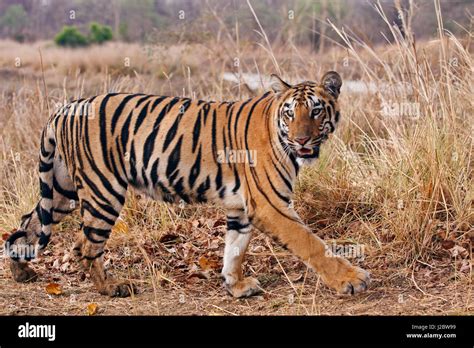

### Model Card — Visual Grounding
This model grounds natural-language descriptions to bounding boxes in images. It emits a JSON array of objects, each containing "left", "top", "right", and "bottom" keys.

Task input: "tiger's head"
[{"left": 271, "top": 71, "right": 342, "bottom": 165}]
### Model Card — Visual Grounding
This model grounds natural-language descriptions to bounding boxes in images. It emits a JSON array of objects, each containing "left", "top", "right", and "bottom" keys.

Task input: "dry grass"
[{"left": 0, "top": 3, "right": 472, "bottom": 315}]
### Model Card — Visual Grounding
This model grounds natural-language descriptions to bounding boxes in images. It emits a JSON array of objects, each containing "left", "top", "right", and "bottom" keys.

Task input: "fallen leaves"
[
  {"left": 286, "top": 272, "right": 303, "bottom": 283},
  {"left": 198, "top": 256, "right": 219, "bottom": 271},
  {"left": 159, "top": 233, "right": 180, "bottom": 245},
  {"left": 112, "top": 219, "right": 129, "bottom": 234},
  {"left": 1, "top": 228, "right": 16, "bottom": 241},
  {"left": 87, "top": 303, "right": 98, "bottom": 316},
  {"left": 45, "top": 283, "right": 62, "bottom": 295},
  {"left": 448, "top": 245, "right": 469, "bottom": 258},
  {"left": 441, "top": 240, "right": 455, "bottom": 250},
  {"left": 440, "top": 240, "right": 469, "bottom": 258}
]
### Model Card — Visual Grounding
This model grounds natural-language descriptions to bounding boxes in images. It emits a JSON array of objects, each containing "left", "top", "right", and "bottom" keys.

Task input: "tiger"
[{"left": 5, "top": 71, "right": 370, "bottom": 298}]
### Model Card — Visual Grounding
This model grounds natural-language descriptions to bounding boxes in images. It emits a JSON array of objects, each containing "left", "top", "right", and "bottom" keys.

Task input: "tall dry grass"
[{"left": 0, "top": 0, "right": 471, "bottom": 306}]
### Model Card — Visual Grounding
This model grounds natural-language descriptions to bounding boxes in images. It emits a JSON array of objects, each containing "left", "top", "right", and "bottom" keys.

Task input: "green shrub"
[
  {"left": 54, "top": 26, "right": 88, "bottom": 47},
  {"left": 0, "top": 4, "right": 28, "bottom": 42},
  {"left": 89, "top": 22, "right": 113, "bottom": 44}
]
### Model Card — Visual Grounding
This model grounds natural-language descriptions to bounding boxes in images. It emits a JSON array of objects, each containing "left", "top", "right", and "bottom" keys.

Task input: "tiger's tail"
[
  {"left": 36, "top": 122, "right": 57, "bottom": 250},
  {"left": 5, "top": 122, "right": 56, "bottom": 262}
]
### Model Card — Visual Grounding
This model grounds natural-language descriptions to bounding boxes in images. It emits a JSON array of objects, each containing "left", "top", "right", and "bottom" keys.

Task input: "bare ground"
[{"left": 1, "top": 206, "right": 472, "bottom": 316}]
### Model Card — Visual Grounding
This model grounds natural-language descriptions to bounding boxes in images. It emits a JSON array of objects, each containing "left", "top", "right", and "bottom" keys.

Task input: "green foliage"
[
  {"left": 88, "top": 22, "right": 113, "bottom": 44},
  {"left": 54, "top": 22, "right": 113, "bottom": 48},
  {"left": 54, "top": 26, "right": 89, "bottom": 47},
  {"left": 0, "top": 4, "right": 28, "bottom": 29},
  {"left": 0, "top": 4, "right": 28, "bottom": 41},
  {"left": 119, "top": 22, "right": 129, "bottom": 41}
]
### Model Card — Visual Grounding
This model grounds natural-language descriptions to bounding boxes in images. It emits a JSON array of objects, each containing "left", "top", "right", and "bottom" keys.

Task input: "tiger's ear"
[
  {"left": 270, "top": 74, "right": 291, "bottom": 93},
  {"left": 320, "top": 71, "right": 342, "bottom": 99}
]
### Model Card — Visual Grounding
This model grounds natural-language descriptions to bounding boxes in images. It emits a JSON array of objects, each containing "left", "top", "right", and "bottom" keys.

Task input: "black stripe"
[
  {"left": 20, "top": 211, "right": 33, "bottom": 226},
  {"left": 150, "top": 158, "right": 160, "bottom": 186},
  {"left": 211, "top": 109, "right": 219, "bottom": 163},
  {"left": 136, "top": 95, "right": 154, "bottom": 107},
  {"left": 201, "top": 103, "right": 211, "bottom": 124},
  {"left": 232, "top": 167, "right": 241, "bottom": 193},
  {"left": 226, "top": 103, "right": 238, "bottom": 151},
  {"left": 162, "top": 99, "right": 191, "bottom": 152},
  {"left": 53, "top": 176, "right": 78, "bottom": 200},
  {"left": 129, "top": 141, "right": 138, "bottom": 186},
  {"left": 166, "top": 135, "right": 183, "bottom": 184},
  {"left": 133, "top": 100, "right": 152, "bottom": 134},
  {"left": 215, "top": 163, "right": 223, "bottom": 192},
  {"left": 158, "top": 182, "right": 173, "bottom": 202},
  {"left": 108, "top": 147, "right": 128, "bottom": 188},
  {"left": 162, "top": 114, "right": 182, "bottom": 152},
  {"left": 142, "top": 166, "right": 149, "bottom": 187},
  {"left": 221, "top": 120, "right": 229, "bottom": 168},
  {"left": 54, "top": 207, "right": 74, "bottom": 215},
  {"left": 40, "top": 133, "right": 51, "bottom": 158},
  {"left": 192, "top": 110, "right": 202, "bottom": 153},
  {"left": 111, "top": 94, "right": 142, "bottom": 134},
  {"left": 83, "top": 251, "right": 104, "bottom": 260},
  {"left": 233, "top": 98, "right": 254, "bottom": 146},
  {"left": 83, "top": 226, "right": 109, "bottom": 243},
  {"left": 265, "top": 169, "right": 291, "bottom": 205},
  {"left": 227, "top": 220, "right": 250, "bottom": 231},
  {"left": 150, "top": 96, "right": 169, "bottom": 113},
  {"left": 188, "top": 145, "right": 202, "bottom": 189},
  {"left": 40, "top": 179, "right": 53, "bottom": 199},
  {"left": 38, "top": 232, "right": 51, "bottom": 249},
  {"left": 91, "top": 195, "right": 120, "bottom": 218},
  {"left": 121, "top": 109, "right": 133, "bottom": 152},
  {"left": 115, "top": 138, "right": 128, "bottom": 179},
  {"left": 5, "top": 230, "right": 27, "bottom": 260},
  {"left": 82, "top": 199, "right": 116, "bottom": 226},
  {"left": 172, "top": 177, "right": 190, "bottom": 203},
  {"left": 39, "top": 207, "right": 53, "bottom": 225},
  {"left": 323, "top": 120, "right": 335, "bottom": 133},
  {"left": 99, "top": 94, "right": 119, "bottom": 171},
  {"left": 272, "top": 158, "right": 293, "bottom": 192},
  {"left": 39, "top": 160, "right": 53, "bottom": 172},
  {"left": 197, "top": 175, "right": 210, "bottom": 202},
  {"left": 210, "top": 109, "right": 223, "bottom": 191}
]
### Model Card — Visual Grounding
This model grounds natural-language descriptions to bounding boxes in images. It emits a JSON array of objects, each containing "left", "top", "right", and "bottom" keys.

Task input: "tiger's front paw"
[
  {"left": 225, "top": 277, "right": 262, "bottom": 298},
  {"left": 323, "top": 257, "right": 370, "bottom": 295},
  {"left": 98, "top": 280, "right": 137, "bottom": 298}
]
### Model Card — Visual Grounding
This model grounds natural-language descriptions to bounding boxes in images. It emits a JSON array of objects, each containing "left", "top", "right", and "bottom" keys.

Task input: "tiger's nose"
[{"left": 295, "top": 136, "right": 310, "bottom": 145}]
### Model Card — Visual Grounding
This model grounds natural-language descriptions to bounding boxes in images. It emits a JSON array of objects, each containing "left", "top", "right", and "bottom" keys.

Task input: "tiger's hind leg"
[
  {"left": 221, "top": 209, "right": 261, "bottom": 298},
  {"left": 7, "top": 158, "right": 78, "bottom": 282},
  {"left": 73, "top": 182, "right": 136, "bottom": 297}
]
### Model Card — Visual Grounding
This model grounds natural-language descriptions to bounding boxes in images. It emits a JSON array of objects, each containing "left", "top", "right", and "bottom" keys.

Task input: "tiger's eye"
[
  {"left": 286, "top": 110, "right": 294, "bottom": 118},
  {"left": 311, "top": 108, "right": 322, "bottom": 118}
]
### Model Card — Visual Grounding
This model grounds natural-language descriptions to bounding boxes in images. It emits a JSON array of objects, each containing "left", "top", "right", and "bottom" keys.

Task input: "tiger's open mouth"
[{"left": 296, "top": 146, "right": 320, "bottom": 158}]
